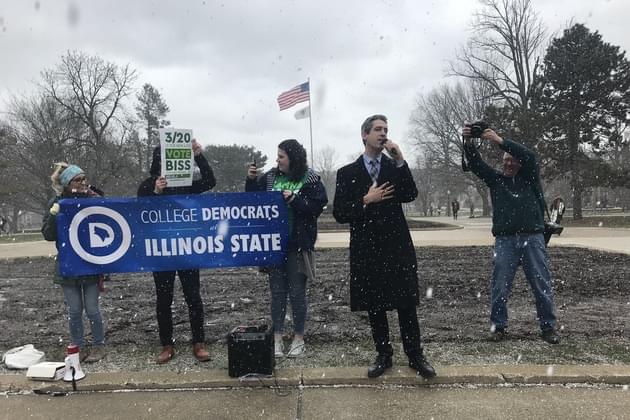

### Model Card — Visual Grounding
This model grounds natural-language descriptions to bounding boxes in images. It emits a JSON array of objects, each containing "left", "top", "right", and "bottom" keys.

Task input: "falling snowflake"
[
  {"left": 425, "top": 287, "right": 433, "bottom": 299},
  {"left": 476, "top": 292, "right": 481, "bottom": 299},
  {"left": 328, "top": 294, "right": 333, "bottom": 301},
  {"left": 490, "top": 324, "right": 496, "bottom": 333},
  {"left": 217, "top": 220, "right": 229, "bottom": 236}
]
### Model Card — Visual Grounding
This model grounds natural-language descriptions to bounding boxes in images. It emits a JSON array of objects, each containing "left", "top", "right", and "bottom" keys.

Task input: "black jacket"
[
  {"left": 245, "top": 168, "right": 327, "bottom": 251},
  {"left": 137, "top": 151, "right": 216, "bottom": 197},
  {"left": 464, "top": 139, "right": 545, "bottom": 236},
  {"left": 333, "top": 155, "right": 419, "bottom": 311}
]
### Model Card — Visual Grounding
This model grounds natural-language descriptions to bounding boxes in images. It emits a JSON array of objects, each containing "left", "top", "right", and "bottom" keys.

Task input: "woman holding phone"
[{"left": 245, "top": 139, "right": 327, "bottom": 357}]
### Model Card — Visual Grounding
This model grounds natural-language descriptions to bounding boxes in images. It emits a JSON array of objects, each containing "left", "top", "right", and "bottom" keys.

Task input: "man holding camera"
[
  {"left": 462, "top": 123, "right": 560, "bottom": 344},
  {"left": 333, "top": 115, "right": 436, "bottom": 379}
]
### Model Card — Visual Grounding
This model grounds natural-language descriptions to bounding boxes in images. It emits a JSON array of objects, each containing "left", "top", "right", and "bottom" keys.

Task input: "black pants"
[
  {"left": 368, "top": 306, "right": 423, "bottom": 358},
  {"left": 153, "top": 269, "right": 205, "bottom": 346}
]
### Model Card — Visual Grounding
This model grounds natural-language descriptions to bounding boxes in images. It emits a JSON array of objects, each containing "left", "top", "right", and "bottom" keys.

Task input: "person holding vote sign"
[
  {"left": 138, "top": 138, "right": 216, "bottom": 364},
  {"left": 245, "top": 139, "right": 327, "bottom": 358}
]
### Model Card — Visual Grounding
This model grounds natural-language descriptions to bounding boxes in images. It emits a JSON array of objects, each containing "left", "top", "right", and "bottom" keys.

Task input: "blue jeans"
[
  {"left": 491, "top": 233, "right": 557, "bottom": 331},
  {"left": 61, "top": 282, "right": 105, "bottom": 348},
  {"left": 269, "top": 251, "right": 307, "bottom": 335}
]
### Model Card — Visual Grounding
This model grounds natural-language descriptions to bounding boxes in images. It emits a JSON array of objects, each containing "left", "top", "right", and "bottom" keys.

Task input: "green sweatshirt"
[{"left": 464, "top": 139, "right": 545, "bottom": 236}]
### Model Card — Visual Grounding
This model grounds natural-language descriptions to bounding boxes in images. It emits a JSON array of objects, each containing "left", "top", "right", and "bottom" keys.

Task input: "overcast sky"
[{"left": 0, "top": 0, "right": 628, "bottom": 170}]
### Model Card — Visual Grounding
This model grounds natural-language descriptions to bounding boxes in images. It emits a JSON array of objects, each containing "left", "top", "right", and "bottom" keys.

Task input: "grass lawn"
[
  {"left": 0, "top": 233, "right": 44, "bottom": 244},
  {"left": 561, "top": 215, "right": 630, "bottom": 228}
]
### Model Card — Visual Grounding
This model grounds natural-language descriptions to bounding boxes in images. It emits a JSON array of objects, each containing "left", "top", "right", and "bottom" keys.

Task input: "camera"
[
  {"left": 544, "top": 221, "right": 563, "bottom": 236},
  {"left": 543, "top": 221, "right": 564, "bottom": 245},
  {"left": 467, "top": 121, "right": 489, "bottom": 138}
]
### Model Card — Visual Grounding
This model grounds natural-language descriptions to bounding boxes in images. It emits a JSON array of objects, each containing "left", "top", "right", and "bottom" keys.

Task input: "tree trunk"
[
  {"left": 10, "top": 207, "right": 20, "bottom": 233},
  {"left": 481, "top": 193, "right": 491, "bottom": 217},
  {"left": 473, "top": 181, "right": 491, "bottom": 217},
  {"left": 571, "top": 173, "right": 583, "bottom": 220}
]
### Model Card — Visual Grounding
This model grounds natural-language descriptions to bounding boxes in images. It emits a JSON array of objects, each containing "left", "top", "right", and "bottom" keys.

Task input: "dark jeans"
[
  {"left": 153, "top": 269, "right": 205, "bottom": 346},
  {"left": 368, "top": 306, "right": 423, "bottom": 358}
]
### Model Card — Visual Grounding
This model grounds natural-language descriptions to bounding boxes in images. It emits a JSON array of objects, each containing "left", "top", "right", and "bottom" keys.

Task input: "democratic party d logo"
[{"left": 69, "top": 206, "right": 131, "bottom": 264}]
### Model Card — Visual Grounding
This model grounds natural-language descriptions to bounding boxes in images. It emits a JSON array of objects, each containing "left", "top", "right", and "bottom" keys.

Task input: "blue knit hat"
[{"left": 60, "top": 165, "right": 85, "bottom": 187}]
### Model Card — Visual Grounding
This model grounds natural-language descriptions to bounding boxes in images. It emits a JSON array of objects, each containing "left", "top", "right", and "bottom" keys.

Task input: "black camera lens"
[{"left": 469, "top": 121, "right": 489, "bottom": 138}]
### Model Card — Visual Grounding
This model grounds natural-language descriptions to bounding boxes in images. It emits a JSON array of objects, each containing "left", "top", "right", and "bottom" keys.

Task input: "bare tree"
[
  {"left": 2, "top": 95, "right": 88, "bottom": 217},
  {"left": 449, "top": 0, "right": 547, "bottom": 111},
  {"left": 409, "top": 81, "right": 495, "bottom": 215},
  {"left": 40, "top": 50, "right": 138, "bottom": 188},
  {"left": 313, "top": 145, "right": 339, "bottom": 201}
]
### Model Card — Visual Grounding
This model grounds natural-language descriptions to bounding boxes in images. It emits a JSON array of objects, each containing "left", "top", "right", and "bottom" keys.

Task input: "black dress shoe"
[
  {"left": 489, "top": 327, "right": 508, "bottom": 342},
  {"left": 541, "top": 328, "right": 561, "bottom": 344},
  {"left": 367, "top": 354, "right": 393, "bottom": 378},
  {"left": 408, "top": 354, "right": 436, "bottom": 379}
]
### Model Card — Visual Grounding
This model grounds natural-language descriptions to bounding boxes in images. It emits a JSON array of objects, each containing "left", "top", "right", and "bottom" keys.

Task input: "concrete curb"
[{"left": 2, "top": 364, "right": 630, "bottom": 393}]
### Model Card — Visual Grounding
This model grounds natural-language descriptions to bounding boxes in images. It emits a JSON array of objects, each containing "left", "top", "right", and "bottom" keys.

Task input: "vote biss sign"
[{"left": 55, "top": 192, "right": 289, "bottom": 276}]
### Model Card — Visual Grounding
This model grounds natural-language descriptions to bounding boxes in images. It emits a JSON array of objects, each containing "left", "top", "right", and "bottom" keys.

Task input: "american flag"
[{"left": 277, "top": 81, "right": 310, "bottom": 111}]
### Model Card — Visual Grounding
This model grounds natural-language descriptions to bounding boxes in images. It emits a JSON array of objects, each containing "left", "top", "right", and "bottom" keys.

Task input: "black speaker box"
[{"left": 227, "top": 325, "right": 274, "bottom": 377}]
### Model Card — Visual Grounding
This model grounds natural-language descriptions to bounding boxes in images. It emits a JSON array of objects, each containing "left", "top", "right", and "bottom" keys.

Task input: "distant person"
[
  {"left": 549, "top": 197, "right": 565, "bottom": 225},
  {"left": 463, "top": 123, "right": 560, "bottom": 344},
  {"left": 451, "top": 199, "right": 460, "bottom": 220},
  {"left": 246, "top": 139, "right": 327, "bottom": 358},
  {"left": 137, "top": 139, "right": 216, "bottom": 364},
  {"left": 41, "top": 163, "right": 107, "bottom": 363},
  {"left": 333, "top": 114, "right": 436, "bottom": 379},
  {"left": 468, "top": 200, "right": 475, "bottom": 218}
]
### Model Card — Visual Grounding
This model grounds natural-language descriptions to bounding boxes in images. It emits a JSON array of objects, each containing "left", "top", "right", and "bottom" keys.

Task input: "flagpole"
[{"left": 308, "top": 77, "right": 314, "bottom": 168}]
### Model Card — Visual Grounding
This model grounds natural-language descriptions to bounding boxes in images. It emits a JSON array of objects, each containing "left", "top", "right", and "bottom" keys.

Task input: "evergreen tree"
[
  {"left": 204, "top": 144, "right": 267, "bottom": 192},
  {"left": 135, "top": 83, "right": 170, "bottom": 173},
  {"left": 533, "top": 24, "right": 630, "bottom": 219}
]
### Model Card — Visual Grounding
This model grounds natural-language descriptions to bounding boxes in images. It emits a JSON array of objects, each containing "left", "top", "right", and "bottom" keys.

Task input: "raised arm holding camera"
[{"left": 462, "top": 122, "right": 560, "bottom": 345}]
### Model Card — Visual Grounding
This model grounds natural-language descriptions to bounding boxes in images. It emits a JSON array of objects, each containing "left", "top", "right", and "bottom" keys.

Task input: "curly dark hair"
[{"left": 278, "top": 139, "right": 308, "bottom": 181}]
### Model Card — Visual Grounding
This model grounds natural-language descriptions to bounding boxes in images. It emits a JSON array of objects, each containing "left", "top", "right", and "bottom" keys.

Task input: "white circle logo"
[{"left": 69, "top": 206, "right": 131, "bottom": 265}]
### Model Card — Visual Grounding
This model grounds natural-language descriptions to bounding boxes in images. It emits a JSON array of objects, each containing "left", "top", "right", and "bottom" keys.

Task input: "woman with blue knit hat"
[{"left": 41, "top": 162, "right": 107, "bottom": 363}]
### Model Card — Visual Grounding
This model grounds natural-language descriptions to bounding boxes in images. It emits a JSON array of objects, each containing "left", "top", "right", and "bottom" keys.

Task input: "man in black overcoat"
[{"left": 333, "top": 115, "right": 436, "bottom": 379}]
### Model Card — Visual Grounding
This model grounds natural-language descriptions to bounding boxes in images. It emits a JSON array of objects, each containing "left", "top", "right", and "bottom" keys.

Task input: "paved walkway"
[
  {"left": 315, "top": 216, "right": 630, "bottom": 255},
  {"left": 2, "top": 365, "right": 630, "bottom": 419}
]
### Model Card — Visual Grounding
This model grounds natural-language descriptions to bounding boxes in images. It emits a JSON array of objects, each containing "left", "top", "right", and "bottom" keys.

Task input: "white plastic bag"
[{"left": 2, "top": 344, "right": 45, "bottom": 369}]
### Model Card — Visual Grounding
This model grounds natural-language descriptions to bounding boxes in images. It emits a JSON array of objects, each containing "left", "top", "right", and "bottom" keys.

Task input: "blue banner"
[{"left": 56, "top": 192, "right": 289, "bottom": 276}]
